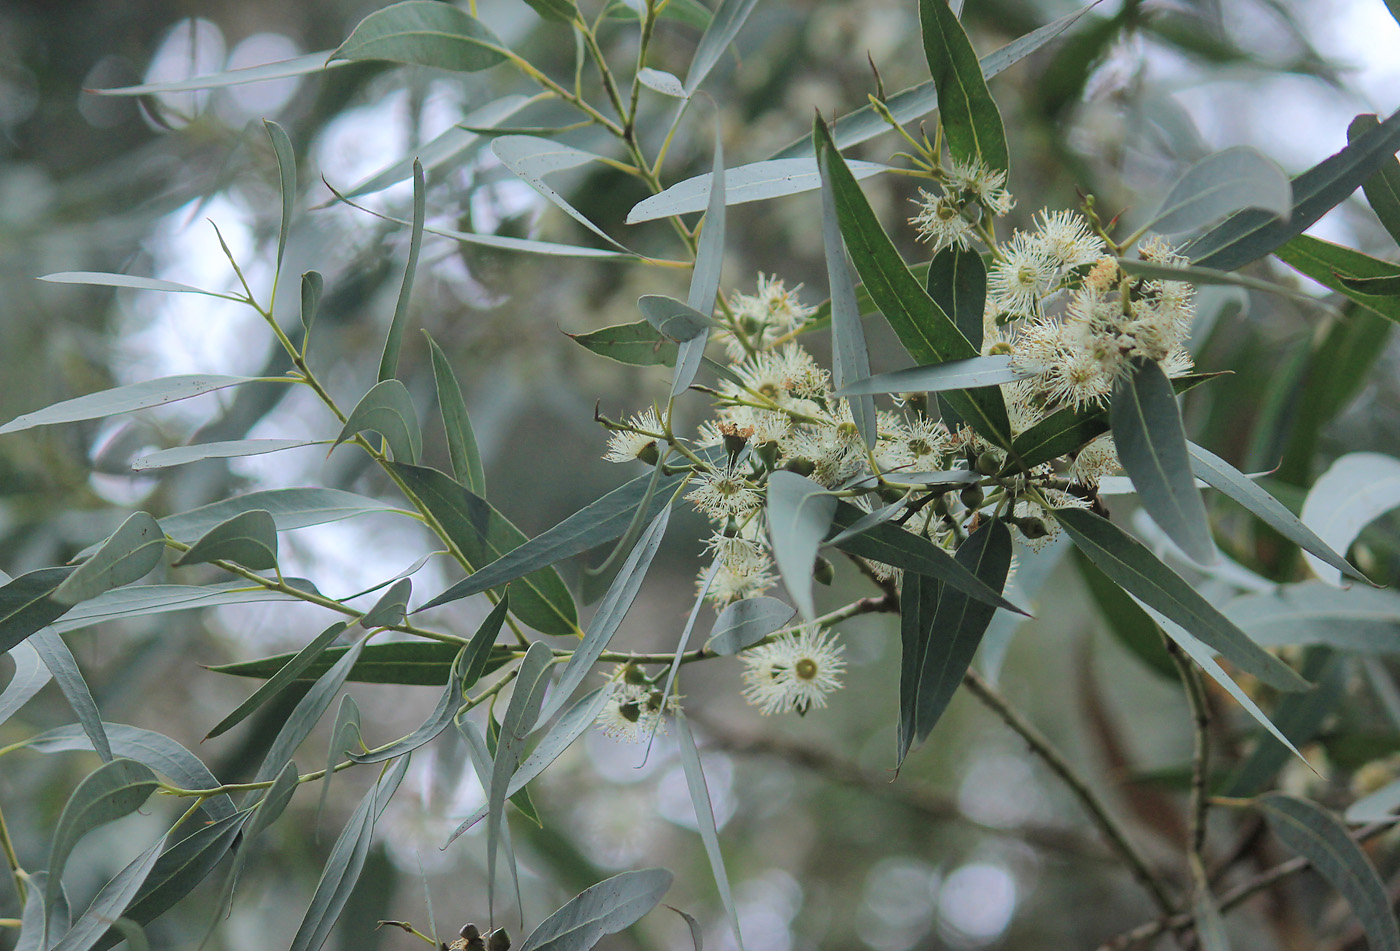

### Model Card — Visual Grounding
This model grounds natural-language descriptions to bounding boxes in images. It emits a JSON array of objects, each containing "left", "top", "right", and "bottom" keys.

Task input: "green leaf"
[
  {"left": 461, "top": 594, "right": 511, "bottom": 693},
  {"left": 349, "top": 650, "right": 464, "bottom": 764},
  {"left": 289, "top": 757, "right": 410, "bottom": 951},
  {"left": 31, "top": 631, "right": 112, "bottom": 763},
  {"left": 299, "top": 270, "right": 323, "bottom": 340},
  {"left": 835, "top": 355, "right": 1030, "bottom": 397},
  {"left": 674, "top": 715, "right": 744, "bottom": 951},
  {"left": 390, "top": 463, "right": 578, "bottom": 634},
  {"left": 0, "top": 642, "right": 50, "bottom": 729},
  {"left": 1148, "top": 146, "right": 1291, "bottom": 235},
  {"left": 767, "top": 473, "right": 838, "bottom": 622},
  {"left": 38, "top": 272, "right": 244, "bottom": 301},
  {"left": 205, "top": 622, "right": 349, "bottom": 740},
  {"left": 1187, "top": 442, "right": 1364, "bottom": 581},
  {"left": 539, "top": 510, "right": 668, "bottom": 724},
  {"left": 0, "top": 566, "right": 75, "bottom": 655},
  {"left": 1350, "top": 114, "right": 1400, "bottom": 247},
  {"left": 492, "top": 136, "right": 632, "bottom": 252},
  {"left": 1116, "top": 258, "right": 1333, "bottom": 311},
  {"left": 334, "top": 379, "right": 421, "bottom": 464},
  {"left": 1072, "top": 549, "right": 1176, "bottom": 680},
  {"left": 0, "top": 375, "right": 267, "bottom": 435},
  {"left": 638, "top": 295, "right": 715, "bottom": 341},
  {"left": 908, "top": 520, "right": 1012, "bottom": 752},
  {"left": 331, "top": 0, "right": 507, "bottom": 72},
  {"left": 378, "top": 160, "right": 425, "bottom": 382},
  {"left": 568, "top": 320, "right": 679, "bottom": 366},
  {"left": 522, "top": 0, "right": 577, "bottom": 24},
  {"left": 1225, "top": 650, "right": 1345, "bottom": 797},
  {"left": 314, "top": 695, "right": 362, "bottom": 827},
  {"left": 1338, "top": 273, "right": 1400, "bottom": 295},
  {"left": 636, "top": 67, "right": 685, "bottom": 98},
  {"left": 54, "top": 512, "right": 164, "bottom": 605},
  {"left": 813, "top": 119, "right": 1010, "bottom": 446},
  {"left": 489, "top": 641, "right": 553, "bottom": 913},
  {"left": 175, "top": 509, "right": 279, "bottom": 571},
  {"left": 251, "top": 633, "right": 369, "bottom": 784},
  {"left": 828, "top": 501, "right": 1024, "bottom": 614},
  {"left": 920, "top": 0, "right": 1008, "bottom": 171},
  {"left": 673, "top": 124, "right": 725, "bottom": 397},
  {"left": 264, "top": 120, "right": 296, "bottom": 277},
  {"left": 1110, "top": 359, "right": 1217, "bottom": 565},
  {"left": 360, "top": 579, "right": 411, "bottom": 629},
  {"left": 1259, "top": 794, "right": 1400, "bottom": 951},
  {"left": 926, "top": 245, "right": 987, "bottom": 351},
  {"left": 768, "top": 4, "right": 1095, "bottom": 160},
  {"left": 897, "top": 572, "right": 939, "bottom": 764},
  {"left": 132, "top": 438, "right": 318, "bottom": 470},
  {"left": 484, "top": 710, "right": 542, "bottom": 825},
  {"left": 1275, "top": 235, "right": 1400, "bottom": 324},
  {"left": 1185, "top": 108, "right": 1400, "bottom": 271},
  {"left": 50, "top": 581, "right": 305, "bottom": 635},
  {"left": 521, "top": 869, "right": 672, "bottom": 951},
  {"left": 50, "top": 834, "right": 168, "bottom": 951},
  {"left": 210, "top": 639, "right": 512, "bottom": 686},
  {"left": 1224, "top": 582, "right": 1400, "bottom": 653},
  {"left": 705, "top": 597, "right": 796, "bottom": 655},
  {"left": 93, "top": 51, "right": 345, "bottom": 95},
  {"left": 1054, "top": 508, "right": 1307, "bottom": 692},
  {"left": 683, "top": 0, "right": 760, "bottom": 95},
  {"left": 1299, "top": 452, "right": 1400, "bottom": 584},
  {"left": 625, "top": 158, "right": 891, "bottom": 223},
  {"left": 1005, "top": 372, "right": 1218, "bottom": 472},
  {"left": 47, "top": 759, "right": 159, "bottom": 938},
  {"left": 16, "top": 871, "right": 68, "bottom": 951},
  {"left": 425, "top": 331, "right": 486, "bottom": 494},
  {"left": 606, "top": 0, "right": 711, "bottom": 29},
  {"left": 160, "top": 488, "right": 397, "bottom": 545}
]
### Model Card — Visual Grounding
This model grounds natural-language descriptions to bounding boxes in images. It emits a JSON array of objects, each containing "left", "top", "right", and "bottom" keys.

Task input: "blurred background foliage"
[{"left": 1, "top": 0, "right": 1400, "bottom": 949}]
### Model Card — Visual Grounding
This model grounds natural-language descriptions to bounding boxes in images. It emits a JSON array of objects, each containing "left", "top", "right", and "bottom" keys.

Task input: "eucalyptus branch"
[
  {"left": 1165, "top": 636, "right": 1213, "bottom": 883},
  {"left": 0, "top": 800, "right": 27, "bottom": 907}
]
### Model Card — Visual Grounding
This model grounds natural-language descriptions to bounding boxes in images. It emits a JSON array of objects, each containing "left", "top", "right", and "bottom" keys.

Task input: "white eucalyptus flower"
[{"left": 740, "top": 625, "right": 847, "bottom": 715}]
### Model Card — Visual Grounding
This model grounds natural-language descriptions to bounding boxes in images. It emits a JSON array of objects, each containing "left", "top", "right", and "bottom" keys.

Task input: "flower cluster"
[{"left": 594, "top": 665, "right": 678, "bottom": 743}]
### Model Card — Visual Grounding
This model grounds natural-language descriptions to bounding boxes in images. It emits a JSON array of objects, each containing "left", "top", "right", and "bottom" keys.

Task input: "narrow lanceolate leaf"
[
  {"left": 32, "top": 631, "right": 112, "bottom": 763},
  {"left": 16, "top": 872, "right": 67, "bottom": 951},
  {"left": 39, "top": 272, "right": 243, "bottom": 300},
  {"left": 1111, "top": 359, "right": 1217, "bottom": 565},
  {"left": 538, "top": 509, "right": 668, "bottom": 725},
  {"left": 210, "top": 640, "right": 511, "bottom": 686},
  {"left": 567, "top": 321, "right": 678, "bottom": 367},
  {"left": 898, "top": 572, "right": 940, "bottom": 765},
  {"left": 1185, "top": 107, "right": 1400, "bottom": 271},
  {"left": 54, "top": 512, "right": 164, "bottom": 605},
  {"left": 1073, "top": 550, "right": 1176, "bottom": 681},
  {"left": 1339, "top": 273, "right": 1400, "bottom": 295},
  {"left": 0, "top": 642, "right": 50, "bottom": 729},
  {"left": 813, "top": 120, "right": 1011, "bottom": 447},
  {"left": 378, "top": 160, "right": 426, "bottom": 382},
  {"left": 1223, "top": 583, "right": 1400, "bottom": 654},
  {"left": 50, "top": 581, "right": 302, "bottom": 635},
  {"left": 836, "top": 355, "right": 1030, "bottom": 397},
  {"left": 334, "top": 379, "right": 421, "bottom": 464},
  {"left": 360, "top": 578, "right": 412, "bottom": 629},
  {"left": 638, "top": 295, "right": 715, "bottom": 341},
  {"left": 674, "top": 716, "right": 743, "bottom": 951},
  {"left": 683, "top": 0, "right": 759, "bottom": 94},
  {"left": 461, "top": 594, "right": 511, "bottom": 692},
  {"left": 331, "top": 0, "right": 507, "bottom": 72},
  {"left": 0, "top": 375, "right": 267, "bottom": 435},
  {"left": 1300, "top": 452, "right": 1400, "bottom": 584},
  {"left": 520, "top": 868, "right": 674, "bottom": 951},
  {"left": 47, "top": 759, "right": 159, "bottom": 938},
  {"left": 1148, "top": 146, "right": 1291, "bottom": 235},
  {"left": 1350, "top": 114, "right": 1400, "bottom": 247},
  {"left": 1055, "top": 507, "right": 1307, "bottom": 692},
  {"left": 300, "top": 270, "right": 323, "bottom": 338},
  {"left": 252, "top": 634, "right": 369, "bottom": 784},
  {"left": 425, "top": 332, "right": 486, "bottom": 494},
  {"left": 289, "top": 757, "right": 410, "bottom": 951},
  {"left": 910, "top": 520, "right": 1012, "bottom": 750},
  {"left": 205, "top": 622, "right": 349, "bottom": 740},
  {"left": 160, "top": 488, "right": 395, "bottom": 546},
  {"left": 828, "top": 501, "right": 1024, "bottom": 614},
  {"left": 94, "top": 51, "right": 344, "bottom": 96},
  {"left": 819, "top": 130, "right": 876, "bottom": 448},
  {"left": 492, "top": 136, "right": 631, "bottom": 251},
  {"left": 1259, "top": 794, "right": 1400, "bottom": 951},
  {"left": 626, "top": 159, "right": 891, "bottom": 223},
  {"left": 174, "top": 509, "right": 279, "bottom": 571},
  {"left": 315, "top": 695, "right": 362, "bottom": 825},
  {"left": 705, "top": 598, "right": 796, "bottom": 655},
  {"left": 390, "top": 463, "right": 578, "bottom": 634},
  {"left": 1225, "top": 650, "right": 1345, "bottom": 798},
  {"left": 264, "top": 120, "right": 296, "bottom": 276},
  {"left": 50, "top": 834, "right": 168, "bottom": 951},
  {"left": 132, "top": 438, "right": 318, "bottom": 470},
  {"left": 926, "top": 245, "right": 987, "bottom": 350},
  {"left": 1273, "top": 235, "right": 1400, "bottom": 324},
  {"left": 0, "top": 566, "right": 75, "bottom": 655},
  {"left": 673, "top": 125, "right": 726, "bottom": 397},
  {"left": 767, "top": 473, "right": 837, "bottom": 622},
  {"left": 1187, "top": 442, "right": 1364, "bottom": 581},
  {"left": 920, "top": 0, "right": 1008, "bottom": 171},
  {"left": 350, "top": 649, "right": 465, "bottom": 764},
  {"left": 489, "top": 641, "right": 554, "bottom": 914}
]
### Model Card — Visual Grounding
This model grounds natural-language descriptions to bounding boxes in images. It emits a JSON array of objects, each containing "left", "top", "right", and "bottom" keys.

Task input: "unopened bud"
[
  {"left": 487, "top": 929, "right": 511, "bottom": 951},
  {"left": 1017, "top": 516, "right": 1050, "bottom": 539},
  {"left": 813, "top": 555, "right": 835, "bottom": 586},
  {"left": 959, "top": 484, "right": 984, "bottom": 509},
  {"left": 987, "top": 340, "right": 1014, "bottom": 356},
  {"left": 782, "top": 457, "right": 816, "bottom": 478},
  {"left": 622, "top": 664, "right": 648, "bottom": 686},
  {"left": 975, "top": 452, "right": 1000, "bottom": 476}
]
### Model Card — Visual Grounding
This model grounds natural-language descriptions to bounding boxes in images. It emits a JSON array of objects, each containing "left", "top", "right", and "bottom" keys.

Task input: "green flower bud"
[
  {"left": 813, "top": 554, "right": 835, "bottom": 586},
  {"left": 782, "top": 457, "right": 816, "bottom": 478},
  {"left": 486, "top": 928, "right": 511, "bottom": 951},
  {"left": 960, "top": 483, "right": 984, "bottom": 509},
  {"left": 975, "top": 451, "right": 1000, "bottom": 476}
]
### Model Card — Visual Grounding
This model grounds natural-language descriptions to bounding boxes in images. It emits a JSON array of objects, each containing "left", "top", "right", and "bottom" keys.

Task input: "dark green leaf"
[
  {"left": 1054, "top": 508, "right": 1307, "bottom": 692},
  {"left": 1259, "top": 794, "right": 1400, "bottom": 951},
  {"left": 898, "top": 572, "right": 940, "bottom": 765},
  {"left": 926, "top": 245, "right": 986, "bottom": 351},
  {"left": 51, "top": 834, "right": 167, "bottom": 951},
  {"left": 522, "top": 0, "right": 577, "bottom": 24},
  {"left": 1274, "top": 234, "right": 1400, "bottom": 324},
  {"left": 264, "top": 120, "right": 295, "bottom": 276},
  {"left": 390, "top": 463, "right": 578, "bottom": 634},
  {"left": 334, "top": 379, "right": 421, "bottom": 464},
  {"left": 31, "top": 631, "right": 112, "bottom": 763},
  {"left": 331, "top": 0, "right": 507, "bottom": 72},
  {"left": 705, "top": 597, "right": 796, "bottom": 655},
  {"left": 1186, "top": 108, "right": 1400, "bottom": 271},
  {"left": 1350, "top": 114, "right": 1400, "bottom": 247},
  {"left": 131, "top": 438, "right": 318, "bottom": 471},
  {"left": 519, "top": 867, "right": 674, "bottom": 951},
  {"left": 379, "top": 160, "right": 425, "bottom": 382},
  {"left": 0, "top": 375, "right": 265, "bottom": 435},
  {"left": 674, "top": 715, "right": 743, "bottom": 951},
  {"left": 0, "top": 642, "right": 49, "bottom": 728},
  {"left": 175, "top": 509, "right": 279, "bottom": 571},
  {"left": 920, "top": 0, "right": 1008, "bottom": 171},
  {"left": 252, "top": 634, "right": 368, "bottom": 784},
  {"left": 54, "top": 512, "right": 164, "bottom": 605},
  {"left": 425, "top": 331, "right": 486, "bottom": 494},
  {"left": 0, "top": 566, "right": 75, "bottom": 655},
  {"left": 210, "top": 639, "right": 512, "bottom": 686},
  {"left": 1110, "top": 359, "right": 1217, "bottom": 564},
  {"left": 1338, "top": 273, "right": 1400, "bottom": 295},
  {"left": 300, "top": 270, "right": 323, "bottom": 338},
  {"left": 567, "top": 321, "right": 678, "bottom": 367},
  {"left": 1148, "top": 146, "right": 1291, "bottom": 235},
  {"left": 361, "top": 579, "right": 412, "bottom": 629},
  {"left": 462, "top": 594, "right": 511, "bottom": 692},
  {"left": 206, "top": 622, "right": 349, "bottom": 740}
]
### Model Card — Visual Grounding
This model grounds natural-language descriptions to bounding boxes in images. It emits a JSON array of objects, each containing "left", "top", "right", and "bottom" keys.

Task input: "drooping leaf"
[
  {"left": 492, "top": 136, "right": 632, "bottom": 251},
  {"left": 1110, "top": 358, "right": 1217, "bottom": 565},
  {"left": 93, "top": 51, "right": 346, "bottom": 95},
  {"left": 0, "top": 566, "right": 75, "bottom": 655},
  {"left": 674, "top": 716, "right": 743, "bottom": 951},
  {"left": 1115, "top": 258, "right": 1333, "bottom": 310},
  {"left": 897, "top": 572, "right": 940, "bottom": 764},
  {"left": 0, "top": 641, "right": 50, "bottom": 729},
  {"left": 264, "top": 120, "right": 296, "bottom": 278},
  {"left": 38, "top": 272, "right": 243, "bottom": 301},
  {"left": 158, "top": 487, "right": 397, "bottom": 545},
  {"left": 1148, "top": 146, "right": 1291, "bottom": 235},
  {"left": 1223, "top": 582, "right": 1400, "bottom": 653},
  {"left": 49, "top": 581, "right": 303, "bottom": 635},
  {"left": 359, "top": 579, "right": 412, "bottom": 629},
  {"left": 333, "top": 379, "right": 421, "bottom": 464},
  {"left": 461, "top": 594, "right": 512, "bottom": 693},
  {"left": 520, "top": 868, "right": 673, "bottom": 951},
  {"left": 683, "top": 0, "right": 759, "bottom": 95},
  {"left": 251, "top": 633, "right": 369, "bottom": 784},
  {"left": 705, "top": 598, "right": 796, "bottom": 655},
  {"left": 488, "top": 641, "right": 554, "bottom": 914},
  {"left": 376, "top": 163, "right": 426, "bottom": 385},
  {"left": 1185, "top": 108, "right": 1400, "bottom": 271},
  {"left": 331, "top": 1, "right": 507, "bottom": 72},
  {"left": 53, "top": 512, "right": 164, "bottom": 606},
  {"left": 1273, "top": 234, "right": 1400, "bottom": 324},
  {"left": 390, "top": 463, "right": 578, "bottom": 634},
  {"left": 1350, "top": 114, "right": 1400, "bottom": 247},
  {"left": 314, "top": 695, "right": 362, "bottom": 827},
  {"left": 349, "top": 649, "right": 465, "bottom": 764},
  {"left": 209, "top": 639, "right": 511, "bottom": 686},
  {"left": 626, "top": 159, "right": 891, "bottom": 223},
  {"left": 1054, "top": 508, "right": 1307, "bottom": 692},
  {"left": 824, "top": 496, "right": 916, "bottom": 548},
  {"left": 920, "top": 0, "right": 1008, "bottom": 171},
  {"left": 205, "top": 622, "right": 349, "bottom": 740},
  {"left": 289, "top": 757, "right": 410, "bottom": 951},
  {"left": 1259, "top": 794, "right": 1400, "bottom": 951},
  {"left": 175, "top": 509, "right": 279, "bottom": 571},
  {"left": 50, "top": 834, "right": 168, "bottom": 951},
  {"left": 522, "top": 0, "right": 577, "bottom": 24},
  {"left": 425, "top": 331, "right": 486, "bottom": 494},
  {"left": 567, "top": 321, "right": 679, "bottom": 367},
  {"left": 1300, "top": 452, "right": 1400, "bottom": 584},
  {"left": 457, "top": 720, "right": 526, "bottom": 910},
  {"left": 132, "top": 438, "right": 318, "bottom": 470},
  {"left": 673, "top": 125, "right": 726, "bottom": 397},
  {"left": 767, "top": 472, "right": 837, "bottom": 622},
  {"left": 31, "top": 631, "right": 112, "bottom": 763},
  {"left": 0, "top": 375, "right": 267, "bottom": 435},
  {"left": 835, "top": 355, "right": 1030, "bottom": 397}
]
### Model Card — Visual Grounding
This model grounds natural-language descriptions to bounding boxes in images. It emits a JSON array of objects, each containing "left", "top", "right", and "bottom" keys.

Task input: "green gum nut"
[
  {"left": 960, "top": 484, "right": 985, "bottom": 509},
  {"left": 487, "top": 929, "right": 511, "bottom": 951},
  {"left": 813, "top": 554, "right": 835, "bottom": 586}
]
